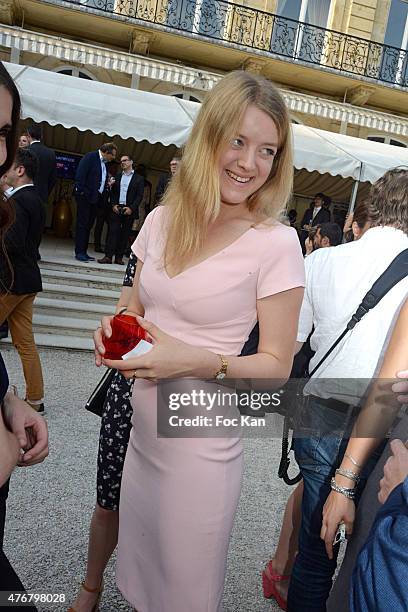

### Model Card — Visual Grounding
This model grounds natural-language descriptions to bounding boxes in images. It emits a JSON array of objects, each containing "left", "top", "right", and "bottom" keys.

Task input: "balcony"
[{"left": 44, "top": 0, "right": 408, "bottom": 88}]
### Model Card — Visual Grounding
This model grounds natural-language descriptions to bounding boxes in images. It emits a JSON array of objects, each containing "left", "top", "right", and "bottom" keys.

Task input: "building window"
[
  {"left": 277, "top": 0, "right": 331, "bottom": 28},
  {"left": 273, "top": 0, "right": 332, "bottom": 63},
  {"left": 55, "top": 67, "right": 96, "bottom": 80},
  {"left": 382, "top": 0, "right": 408, "bottom": 84},
  {"left": 367, "top": 135, "right": 407, "bottom": 147}
]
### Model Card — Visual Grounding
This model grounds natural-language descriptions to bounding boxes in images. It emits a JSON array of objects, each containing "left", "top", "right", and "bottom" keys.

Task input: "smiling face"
[
  {"left": 0, "top": 86, "right": 13, "bottom": 168},
  {"left": 218, "top": 104, "right": 278, "bottom": 208}
]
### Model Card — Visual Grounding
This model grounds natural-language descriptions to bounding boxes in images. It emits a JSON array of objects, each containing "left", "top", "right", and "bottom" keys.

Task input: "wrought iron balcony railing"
[{"left": 58, "top": 0, "right": 408, "bottom": 88}]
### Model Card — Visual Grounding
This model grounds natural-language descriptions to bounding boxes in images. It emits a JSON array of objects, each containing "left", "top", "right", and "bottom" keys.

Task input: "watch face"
[{"left": 216, "top": 372, "right": 226, "bottom": 380}]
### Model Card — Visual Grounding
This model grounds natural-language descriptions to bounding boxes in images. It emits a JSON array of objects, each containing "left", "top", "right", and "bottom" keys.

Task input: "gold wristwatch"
[{"left": 214, "top": 355, "right": 228, "bottom": 380}]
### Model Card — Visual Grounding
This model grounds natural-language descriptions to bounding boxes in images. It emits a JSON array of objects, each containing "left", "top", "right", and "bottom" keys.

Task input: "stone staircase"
[{"left": 4, "top": 257, "right": 126, "bottom": 351}]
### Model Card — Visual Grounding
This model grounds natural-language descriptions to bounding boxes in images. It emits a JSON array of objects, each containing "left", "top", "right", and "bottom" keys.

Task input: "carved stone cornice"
[
  {"left": 130, "top": 30, "right": 155, "bottom": 55},
  {"left": 241, "top": 58, "right": 266, "bottom": 75},
  {"left": 347, "top": 85, "right": 376, "bottom": 106},
  {"left": 0, "top": 0, "right": 15, "bottom": 25}
]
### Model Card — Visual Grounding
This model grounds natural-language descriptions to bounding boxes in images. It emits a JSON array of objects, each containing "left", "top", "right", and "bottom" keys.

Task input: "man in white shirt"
[
  {"left": 287, "top": 168, "right": 408, "bottom": 612},
  {"left": 98, "top": 155, "right": 144, "bottom": 265}
]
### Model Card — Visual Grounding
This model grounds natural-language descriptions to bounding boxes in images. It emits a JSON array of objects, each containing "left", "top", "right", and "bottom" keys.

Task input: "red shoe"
[{"left": 262, "top": 560, "right": 289, "bottom": 611}]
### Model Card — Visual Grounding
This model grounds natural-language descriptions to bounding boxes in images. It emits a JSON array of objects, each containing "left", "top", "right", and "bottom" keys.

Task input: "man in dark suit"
[
  {"left": 154, "top": 155, "right": 180, "bottom": 206},
  {"left": 300, "top": 192, "right": 331, "bottom": 253},
  {"left": 73, "top": 142, "right": 117, "bottom": 262},
  {"left": 0, "top": 148, "right": 45, "bottom": 412},
  {"left": 98, "top": 154, "right": 144, "bottom": 265},
  {"left": 26, "top": 123, "right": 56, "bottom": 205}
]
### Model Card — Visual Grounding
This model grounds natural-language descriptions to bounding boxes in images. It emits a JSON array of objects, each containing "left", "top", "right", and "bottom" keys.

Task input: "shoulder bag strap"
[{"left": 308, "top": 248, "right": 408, "bottom": 378}]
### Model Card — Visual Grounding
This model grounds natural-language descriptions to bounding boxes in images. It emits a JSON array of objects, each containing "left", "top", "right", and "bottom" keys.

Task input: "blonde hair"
[{"left": 162, "top": 70, "right": 293, "bottom": 273}]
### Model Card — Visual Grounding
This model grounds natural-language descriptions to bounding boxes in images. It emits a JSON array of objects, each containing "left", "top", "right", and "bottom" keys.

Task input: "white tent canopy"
[
  {"left": 5, "top": 61, "right": 197, "bottom": 147},
  {"left": 6, "top": 61, "right": 408, "bottom": 187}
]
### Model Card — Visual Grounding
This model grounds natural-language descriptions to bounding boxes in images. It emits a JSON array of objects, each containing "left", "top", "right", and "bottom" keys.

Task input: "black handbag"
[{"left": 85, "top": 368, "right": 116, "bottom": 417}]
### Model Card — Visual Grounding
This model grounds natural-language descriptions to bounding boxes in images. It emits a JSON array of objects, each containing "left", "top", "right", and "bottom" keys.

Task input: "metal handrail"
[{"left": 47, "top": 0, "right": 408, "bottom": 88}]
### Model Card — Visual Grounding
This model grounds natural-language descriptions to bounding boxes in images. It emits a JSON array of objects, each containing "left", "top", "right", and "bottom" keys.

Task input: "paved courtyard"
[{"left": 2, "top": 346, "right": 295, "bottom": 612}]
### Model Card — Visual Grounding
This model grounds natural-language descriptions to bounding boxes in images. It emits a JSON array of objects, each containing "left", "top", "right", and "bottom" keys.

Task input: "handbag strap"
[{"left": 309, "top": 248, "right": 408, "bottom": 378}]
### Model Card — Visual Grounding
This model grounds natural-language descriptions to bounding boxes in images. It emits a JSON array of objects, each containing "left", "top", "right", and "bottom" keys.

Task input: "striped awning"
[{"left": 0, "top": 25, "right": 221, "bottom": 90}]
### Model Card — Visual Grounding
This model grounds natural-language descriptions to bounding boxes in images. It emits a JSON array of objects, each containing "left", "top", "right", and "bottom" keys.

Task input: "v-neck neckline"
[{"left": 164, "top": 226, "right": 255, "bottom": 280}]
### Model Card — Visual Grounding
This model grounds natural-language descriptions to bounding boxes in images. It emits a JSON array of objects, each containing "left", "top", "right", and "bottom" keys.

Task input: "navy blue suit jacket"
[
  {"left": 74, "top": 151, "right": 104, "bottom": 204},
  {"left": 351, "top": 477, "right": 408, "bottom": 612}
]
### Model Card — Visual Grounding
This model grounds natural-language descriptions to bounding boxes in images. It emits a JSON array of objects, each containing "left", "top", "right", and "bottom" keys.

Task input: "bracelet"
[
  {"left": 344, "top": 453, "right": 362, "bottom": 468},
  {"left": 336, "top": 467, "right": 360, "bottom": 483},
  {"left": 330, "top": 477, "right": 356, "bottom": 500}
]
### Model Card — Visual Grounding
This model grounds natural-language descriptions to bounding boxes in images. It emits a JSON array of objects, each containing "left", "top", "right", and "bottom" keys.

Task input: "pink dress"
[{"left": 116, "top": 206, "right": 305, "bottom": 612}]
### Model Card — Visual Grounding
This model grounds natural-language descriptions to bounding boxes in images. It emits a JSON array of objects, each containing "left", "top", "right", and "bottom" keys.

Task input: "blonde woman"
[{"left": 94, "top": 71, "right": 305, "bottom": 611}]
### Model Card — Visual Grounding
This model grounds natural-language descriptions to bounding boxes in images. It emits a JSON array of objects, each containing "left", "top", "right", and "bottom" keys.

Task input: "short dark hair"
[
  {"left": 353, "top": 199, "right": 371, "bottom": 229},
  {"left": 100, "top": 142, "right": 117, "bottom": 154},
  {"left": 120, "top": 154, "right": 132, "bottom": 162},
  {"left": 367, "top": 167, "right": 408, "bottom": 233},
  {"left": 14, "top": 147, "right": 38, "bottom": 181},
  {"left": 26, "top": 122, "right": 42, "bottom": 141},
  {"left": 317, "top": 222, "right": 343, "bottom": 246},
  {"left": 315, "top": 192, "right": 325, "bottom": 199}
]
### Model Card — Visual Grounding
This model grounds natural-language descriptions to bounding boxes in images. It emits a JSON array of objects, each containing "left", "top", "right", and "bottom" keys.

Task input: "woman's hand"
[
  {"left": 392, "top": 369, "right": 408, "bottom": 403},
  {"left": 94, "top": 315, "right": 114, "bottom": 366},
  {"left": 320, "top": 490, "right": 355, "bottom": 559},
  {"left": 102, "top": 316, "right": 218, "bottom": 381}
]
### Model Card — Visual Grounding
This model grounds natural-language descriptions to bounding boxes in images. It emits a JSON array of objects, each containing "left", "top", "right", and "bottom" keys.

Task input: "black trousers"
[
  {"left": 74, "top": 194, "right": 100, "bottom": 256},
  {"left": 93, "top": 193, "right": 111, "bottom": 250},
  {"left": 105, "top": 212, "right": 134, "bottom": 259},
  {"left": 0, "top": 481, "right": 38, "bottom": 611}
]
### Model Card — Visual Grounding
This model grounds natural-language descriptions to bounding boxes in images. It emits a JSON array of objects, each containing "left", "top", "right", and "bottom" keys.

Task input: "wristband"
[
  {"left": 330, "top": 477, "right": 356, "bottom": 500},
  {"left": 336, "top": 467, "right": 360, "bottom": 483}
]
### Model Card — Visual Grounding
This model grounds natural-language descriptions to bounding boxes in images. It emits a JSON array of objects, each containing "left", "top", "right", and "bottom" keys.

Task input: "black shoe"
[{"left": 85, "top": 254, "right": 95, "bottom": 261}]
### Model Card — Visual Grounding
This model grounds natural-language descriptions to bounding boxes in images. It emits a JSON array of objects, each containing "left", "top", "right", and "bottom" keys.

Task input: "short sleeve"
[
  {"left": 131, "top": 206, "right": 161, "bottom": 262},
  {"left": 297, "top": 254, "right": 314, "bottom": 341},
  {"left": 257, "top": 225, "right": 305, "bottom": 299}
]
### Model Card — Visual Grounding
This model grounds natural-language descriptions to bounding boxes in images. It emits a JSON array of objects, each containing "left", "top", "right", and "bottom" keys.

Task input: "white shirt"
[
  {"left": 5, "top": 183, "right": 35, "bottom": 197},
  {"left": 99, "top": 151, "right": 107, "bottom": 194},
  {"left": 119, "top": 170, "right": 134, "bottom": 204},
  {"left": 312, "top": 206, "right": 321, "bottom": 220},
  {"left": 298, "top": 226, "right": 408, "bottom": 404}
]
